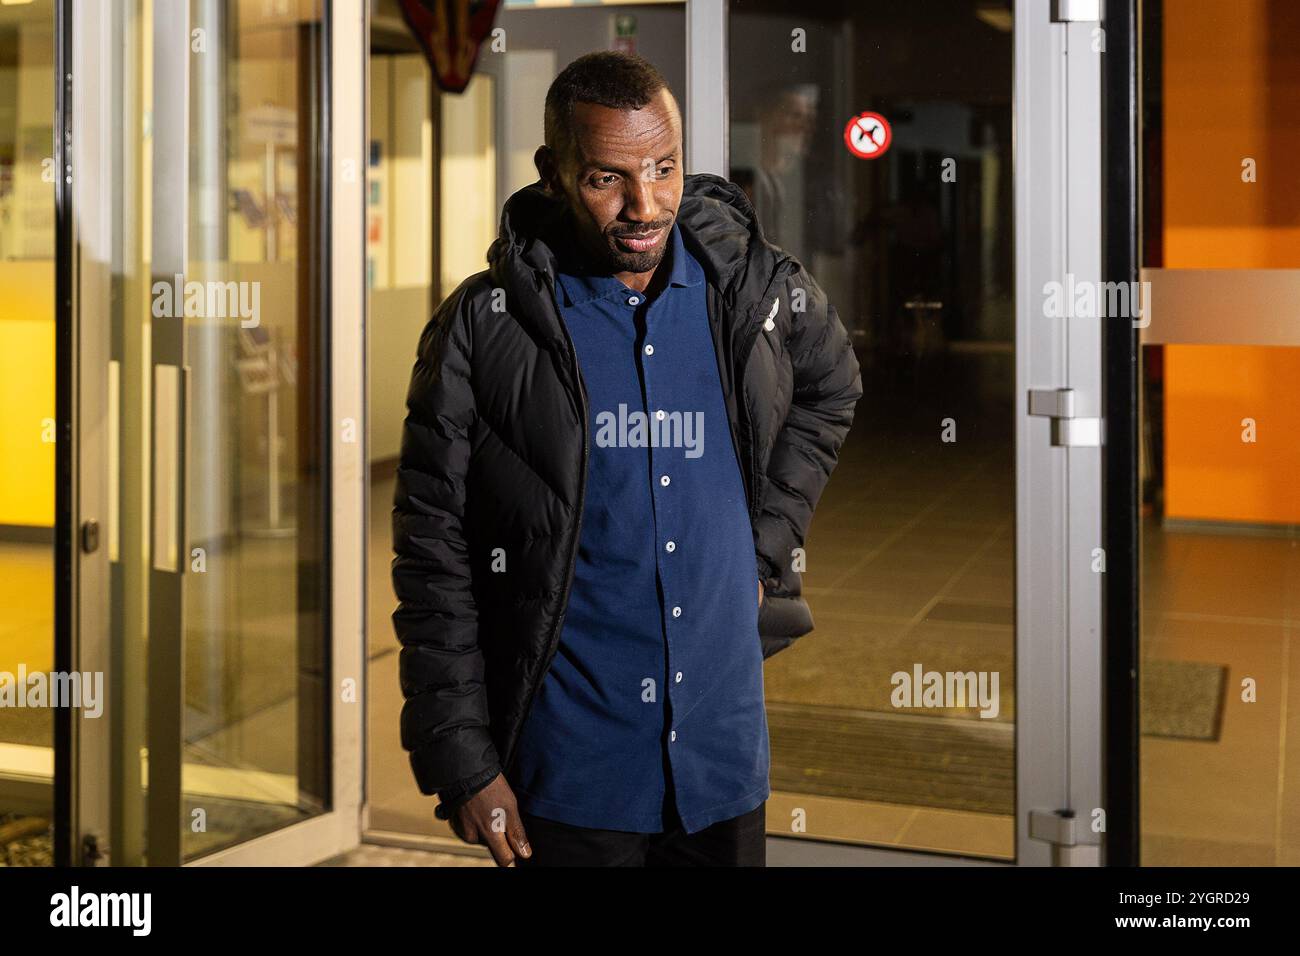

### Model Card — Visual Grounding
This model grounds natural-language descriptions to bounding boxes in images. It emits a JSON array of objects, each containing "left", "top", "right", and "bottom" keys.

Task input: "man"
[{"left": 392, "top": 51, "right": 861, "bottom": 867}]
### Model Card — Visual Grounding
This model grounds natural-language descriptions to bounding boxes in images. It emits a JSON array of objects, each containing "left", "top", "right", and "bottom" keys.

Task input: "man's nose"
[{"left": 623, "top": 178, "right": 659, "bottom": 224}]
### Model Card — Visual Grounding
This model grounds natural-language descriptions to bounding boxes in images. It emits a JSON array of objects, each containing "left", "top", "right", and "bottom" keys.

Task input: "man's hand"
[
  {"left": 449, "top": 773, "right": 532, "bottom": 867},
  {"left": 758, "top": 579, "right": 764, "bottom": 608}
]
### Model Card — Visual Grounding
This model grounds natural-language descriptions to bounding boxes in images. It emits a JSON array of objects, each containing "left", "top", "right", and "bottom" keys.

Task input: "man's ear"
[{"left": 534, "top": 145, "right": 558, "bottom": 194}]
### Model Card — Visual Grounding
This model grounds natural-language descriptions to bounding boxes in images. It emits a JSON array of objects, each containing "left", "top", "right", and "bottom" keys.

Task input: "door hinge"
[
  {"left": 1028, "top": 388, "right": 1102, "bottom": 447},
  {"left": 1052, "top": 0, "right": 1100, "bottom": 22},
  {"left": 1029, "top": 808, "right": 1101, "bottom": 865},
  {"left": 1029, "top": 808, "right": 1077, "bottom": 846}
]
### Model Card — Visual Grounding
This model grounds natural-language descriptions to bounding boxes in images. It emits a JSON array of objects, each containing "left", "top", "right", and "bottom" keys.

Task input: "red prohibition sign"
[{"left": 843, "top": 111, "right": 892, "bottom": 159}]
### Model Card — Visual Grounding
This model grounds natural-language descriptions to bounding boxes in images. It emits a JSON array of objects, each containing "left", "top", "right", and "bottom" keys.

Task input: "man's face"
[{"left": 538, "top": 87, "right": 684, "bottom": 277}]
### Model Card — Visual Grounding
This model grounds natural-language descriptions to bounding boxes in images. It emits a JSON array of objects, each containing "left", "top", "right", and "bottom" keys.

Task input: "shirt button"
[
  {"left": 644, "top": 343, "right": 654, "bottom": 356},
  {"left": 660, "top": 475, "right": 670, "bottom": 486},
  {"left": 628, "top": 295, "right": 641, "bottom": 306},
  {"left": 665, "top": 541, "right": 676, "bottom": 553},
  {"left": 672, "top": 606, "right": 682, "bottom": 617},
  {"left": 670, "top": 730, "right": 677, "bottom": 742},
  {"left": 675, "top": 671, "right": 683, "bottom": 683},
  {"left": 655, "top": 409, "right": 665, "bottom": 420}
]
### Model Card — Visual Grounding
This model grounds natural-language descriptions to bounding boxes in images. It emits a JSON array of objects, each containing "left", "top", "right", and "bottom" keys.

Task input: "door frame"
[
  {"left": 54, "top": 0, "right": 77, "bottom": 869},
  {"left": 69, "top": 0, "right": 367, "bottom": 867},
  {"left": 691, "top": 0, "right": 1109, "bottom": 866},
  {"left": 194, "top": 0, "right": 368, "bottom": 868},
  {"left": 1101, "top": 0, "right": 1141, "bottom": 868},
  {"left": 1013, "top": 0, "right": 1105, "bottom": 868}
]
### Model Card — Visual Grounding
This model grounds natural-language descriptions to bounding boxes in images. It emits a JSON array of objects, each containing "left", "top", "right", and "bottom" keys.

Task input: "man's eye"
[
  {"left": 591, "top": 174, "right": 618, "bottom": 188},
  {"left": 656, "top": 165, "right": 675, "bottom": 179}
]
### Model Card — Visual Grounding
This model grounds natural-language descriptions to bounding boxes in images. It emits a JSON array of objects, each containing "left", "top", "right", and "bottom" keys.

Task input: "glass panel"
[
  {"left": 364, "top": 0, "right": 688, "bottom": 840},
  {"left": 77, "top": 0, "right": 330, "bottom": 863},
  {"left": 1138, "top": 0, "right": 1300, "bottom": 866},
  {"left": 176, "top": 0, "right": 330, "bottom": 860},
  {"left": 728, "top": 0, "right": 1015, "bottom": 859},
  {"left": 365, "top": 32, "right": 440, "bottom": 837},
  {"left": 0, "top": 0, "right": 56, "bottom": 868}
]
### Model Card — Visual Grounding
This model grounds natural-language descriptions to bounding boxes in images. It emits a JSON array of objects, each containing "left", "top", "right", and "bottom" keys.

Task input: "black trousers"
[{"left": 515, "top": 799, "right": 766, "bottom": 867}]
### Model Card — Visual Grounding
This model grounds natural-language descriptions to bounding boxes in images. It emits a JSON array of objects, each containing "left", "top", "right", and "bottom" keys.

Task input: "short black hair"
[{"left": 543, "top": 51, "right": 671, "bottom": 159}]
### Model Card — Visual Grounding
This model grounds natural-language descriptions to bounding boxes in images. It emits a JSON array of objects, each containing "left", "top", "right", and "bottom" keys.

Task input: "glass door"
[
  {"left": 364, "top": 0, "right": 694, "bottom": 844},
  {"left": 359, "top": 0, "right": 1106, "bottom": 864},
  {"left": 70, "top": 0, "right": 365, "bottom": 866},
  {"left": 717, "top": 0, "right": 1105, "bottom": 864},
  {"left": 1137, "top": 0, "right": 1300, "bottom": 867},
  {"left": 0, "top": 0, "right": 59, "bottom": 868}
]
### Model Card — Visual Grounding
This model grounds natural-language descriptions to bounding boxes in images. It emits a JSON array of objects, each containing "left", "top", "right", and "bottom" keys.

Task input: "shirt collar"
[{"left": 555, "top": 221, "right": 703, "bottom": 308}]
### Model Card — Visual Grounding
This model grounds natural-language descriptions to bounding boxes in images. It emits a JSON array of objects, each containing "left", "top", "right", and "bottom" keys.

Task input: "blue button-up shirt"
[{"left": 509, "top": 222, "right": 770, "bottom": 834}]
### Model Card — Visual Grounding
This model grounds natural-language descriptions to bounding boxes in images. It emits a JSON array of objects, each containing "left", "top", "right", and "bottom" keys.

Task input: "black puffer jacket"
[{"left": 392, "top": 172, "right": 862, "bottom": 812}]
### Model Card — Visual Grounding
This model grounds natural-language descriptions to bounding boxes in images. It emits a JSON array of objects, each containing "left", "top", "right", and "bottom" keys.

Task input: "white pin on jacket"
[{"left": 763, "top": 297, "right": 778, "bottom": 332}]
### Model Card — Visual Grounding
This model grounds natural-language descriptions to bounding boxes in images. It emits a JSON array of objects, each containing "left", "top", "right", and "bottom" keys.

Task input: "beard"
[{"left": 595, "top": 215, "right": 675, "bottom": 275}]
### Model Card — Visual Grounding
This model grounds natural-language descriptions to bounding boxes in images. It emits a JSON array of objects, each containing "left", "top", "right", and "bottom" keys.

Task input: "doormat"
[
  {"left": 767, "top": 702, "right": 1013, "bottom": 815},
  {"left": 1140, "top": 659, "right": 1226, "bottom": 741},
  {"left": 769, "top": 660, "right": 1228, "bottom": 814}
]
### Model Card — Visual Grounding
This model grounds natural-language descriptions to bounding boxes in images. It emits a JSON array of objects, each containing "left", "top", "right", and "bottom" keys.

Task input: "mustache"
[{"left": 609, "top": 219, "right": 673, "bottom": 238}]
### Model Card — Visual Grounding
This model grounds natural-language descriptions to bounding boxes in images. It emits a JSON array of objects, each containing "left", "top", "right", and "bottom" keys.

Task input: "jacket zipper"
[
  {"left": 505, "top": 271, "right": 589, "bottom": 778},
  {"left": 728, "top": 257, "right": 800, "bottom": 521}
]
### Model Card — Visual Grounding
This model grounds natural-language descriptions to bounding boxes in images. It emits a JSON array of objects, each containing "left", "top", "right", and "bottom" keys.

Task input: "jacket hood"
[{"left": 487, "top": 172, "right": 785, "bottom": 299}]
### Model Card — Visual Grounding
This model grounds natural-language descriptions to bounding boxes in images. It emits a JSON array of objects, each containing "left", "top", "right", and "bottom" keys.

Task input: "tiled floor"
[{"left": 1139, "top": 518, "right": 1300, "bottom": 865}]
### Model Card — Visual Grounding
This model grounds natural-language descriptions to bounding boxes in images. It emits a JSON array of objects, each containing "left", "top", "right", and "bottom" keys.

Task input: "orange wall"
[{"left": 1163, "top": 0, "right": 1300, "bottom": 524}]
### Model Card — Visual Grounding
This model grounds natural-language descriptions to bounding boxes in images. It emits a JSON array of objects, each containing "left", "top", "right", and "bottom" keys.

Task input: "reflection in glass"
[
  {"left": 175, "top": 0, "right": 330, "bottom": 860},
  {"left": 730, "top": 0, "right": 1015, "bottom": 859}
]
